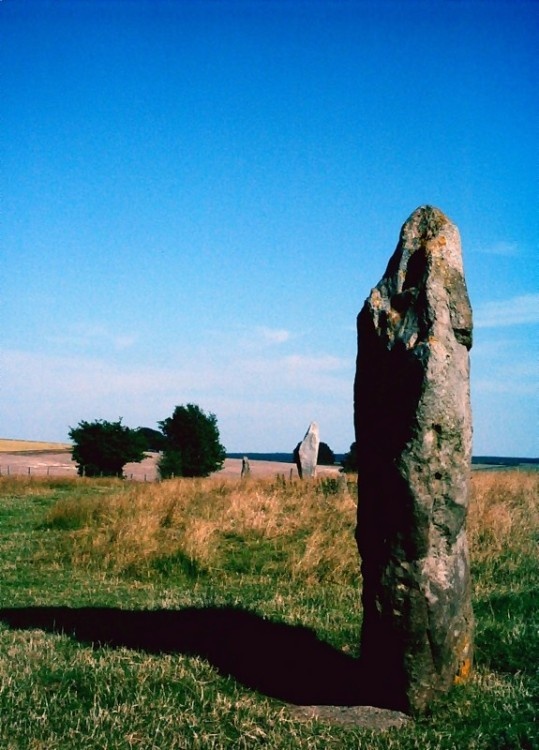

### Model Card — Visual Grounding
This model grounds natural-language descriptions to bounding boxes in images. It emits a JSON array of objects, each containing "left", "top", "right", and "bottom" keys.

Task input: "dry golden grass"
[
  {"left": 45, "top": 476, "right": 359, "bottom": 584},
  {"left": 468, "top": 470, "right": 538, "bottom": 550},
  {"left": 467, "top": 470, "right": 538, "bottom": 598},
  {"left": 42, "top": 470, "right": 538, "bottom": 589},
  {"left": 0, "top": 438, "right": 71, "bottom": 452}
]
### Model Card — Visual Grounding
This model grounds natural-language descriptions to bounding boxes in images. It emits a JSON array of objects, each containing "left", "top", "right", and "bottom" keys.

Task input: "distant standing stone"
[
  {"left": 296, "top": 422, "right": 320, "bottom": 479},
  {"left": 241, "top": 456, "right": 251, "bottom": 478},
  {"left": 354, "top": 206, "right": 474, "bottom": 715}
]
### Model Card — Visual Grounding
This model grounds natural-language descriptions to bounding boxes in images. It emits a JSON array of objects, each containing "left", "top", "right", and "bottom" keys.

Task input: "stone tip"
[{"left": 405, "top": 206, "right": 451, "bottom": 240}]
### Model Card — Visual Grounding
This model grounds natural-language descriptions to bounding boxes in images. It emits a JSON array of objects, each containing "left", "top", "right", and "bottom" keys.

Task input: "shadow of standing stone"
[{"left": 354, "top": 206, "right": 474, "bottom": 715}]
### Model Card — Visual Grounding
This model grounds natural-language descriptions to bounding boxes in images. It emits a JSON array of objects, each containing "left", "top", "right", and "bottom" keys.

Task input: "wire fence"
[
  {"left": 0, "top": 456, "right": 159, "bottom": 482},
  {"left": 0, "top": 464, "right": 77, "bottom": 477}
]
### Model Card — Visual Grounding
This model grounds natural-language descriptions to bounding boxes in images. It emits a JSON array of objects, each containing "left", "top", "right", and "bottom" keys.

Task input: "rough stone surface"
[
  {"left": 296, "top": 422, "right": 320, "bottom": 479},
  {"left": 354, "top": 206, "right": 474, "bottom": 715},
  {"left": 290, "top": 704, "right": 410, "bottom": 729},
  {"left": 241, "top": 456, "right": 251, "bottom": 478}
]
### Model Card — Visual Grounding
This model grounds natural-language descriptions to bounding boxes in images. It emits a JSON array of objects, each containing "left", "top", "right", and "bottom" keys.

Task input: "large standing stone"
[
  {"left": 296, "top": 422, "right": 320, "bottom": 479},
  {"left": 354, "top": 206, "right": 474, "bottom": 715}
]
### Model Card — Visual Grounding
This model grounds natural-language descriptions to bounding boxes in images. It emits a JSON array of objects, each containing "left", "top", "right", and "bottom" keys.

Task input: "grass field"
[{"left": 0, "top": 471, "right": 537, "bottom": 749}]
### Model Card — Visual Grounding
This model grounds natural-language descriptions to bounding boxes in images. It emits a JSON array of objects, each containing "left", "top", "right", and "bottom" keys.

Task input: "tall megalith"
[
  {"left": 296, "top": 422, "right": 320, "bottom": 479},
  {"left": 354, "top": 206, "right": 474, "bottom": 714}
]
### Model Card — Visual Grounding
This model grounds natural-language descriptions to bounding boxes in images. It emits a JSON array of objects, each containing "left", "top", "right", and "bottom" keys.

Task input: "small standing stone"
[
  {"left": 296, "top": 422, "right": 320, "bottom": 479},
  {"left": 354, "top": 206, "right": 474, "bottom": 715},
  {"left": 241, "top": 456, "right": 251, "bottom": 478}
]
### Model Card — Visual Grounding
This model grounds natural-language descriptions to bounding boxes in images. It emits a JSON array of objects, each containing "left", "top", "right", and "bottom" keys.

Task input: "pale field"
[
  {"left": 0, "top": 441, "right": 533, "bottom": 480},
  {"left": 0, "top": 449, "right": 341, "bottom": 481},
  {"left": 0, "top": 438, "right": 71, "bottom": 452}
]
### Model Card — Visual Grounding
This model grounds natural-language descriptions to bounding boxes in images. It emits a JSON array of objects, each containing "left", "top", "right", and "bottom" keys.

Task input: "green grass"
[{"left": 0, "top": 472, "right": 538, "bottom": 749}]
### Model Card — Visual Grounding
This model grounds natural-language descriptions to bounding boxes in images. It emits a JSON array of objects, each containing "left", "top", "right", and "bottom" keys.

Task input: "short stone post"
[
  {"left": 354, "top": 206, "right": 474, "bottom": 714},
  {"left": 295, "top": 422, "right": 320, "bottom": 479}
]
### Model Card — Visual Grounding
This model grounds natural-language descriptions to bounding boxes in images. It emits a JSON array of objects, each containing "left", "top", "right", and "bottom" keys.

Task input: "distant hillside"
[
  {"left": 227, "top": 452, "right": 296, "bottom": 463},
  {"left": 472, "top": 456, "right": 538, "bottom": 468},
  {"left": 228, "top": 453, "right": 538, "bottom": 469}
]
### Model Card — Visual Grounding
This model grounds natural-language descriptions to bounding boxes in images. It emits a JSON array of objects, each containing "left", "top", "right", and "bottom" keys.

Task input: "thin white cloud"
[
  {"left": 240, "top": 353, "right": 352, "bottom": 398},
  {"left": 0, "top": 346, "right": 352, "bottom": 428},
  {"left": 0, "top": 350, "right": 183, "bottom": 399},
  {"left": 473, "top": 379, "right": 536, "bottom": 396},
  {"left": 474, "top": 241, "right": 520, "bottom": 257},
  {"left": 113, "top": 334, "right": 139, "bottom": 350},
  {"left": 471, "top": 337, "right": 537, "bottom": 400},
  {"left": 204, "top": 324, "right": 293, "bottom": 353},
  {"left": 242, "top": 353, "right": 348, "bottom": 377},
  {"left": 474, "top": 293, "right": 539, "bottom": 328},
  {"left": 283, "top": 354, "right": 346, "bottom": 372},
  {"left": 47, "top": 323, "right": 138, "bottom": 351},
  {"left": 0, "top": 344, "right": 355, "bottom": 449},
  {"left": 256, "top": 326, "right": 291, "bottom": 345}
]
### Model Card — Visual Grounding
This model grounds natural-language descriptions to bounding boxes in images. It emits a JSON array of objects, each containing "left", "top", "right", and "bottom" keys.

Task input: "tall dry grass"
[
  {"left": 468, "top": 470, "right": 538, "bottom": 551},
  {"left": 44, "top": 476, "right": 359, "bottom": 584},
  {"left": 42, "top": 470, "right": 538, "bottom": 588},
  {"left": 467, "top": 470, "right": 538, "bottom": 597}
]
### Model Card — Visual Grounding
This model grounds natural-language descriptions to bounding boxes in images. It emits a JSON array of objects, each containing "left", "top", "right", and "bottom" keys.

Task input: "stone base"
[{"left": 290, "top": 704, "right": 410, "bottom": 729}]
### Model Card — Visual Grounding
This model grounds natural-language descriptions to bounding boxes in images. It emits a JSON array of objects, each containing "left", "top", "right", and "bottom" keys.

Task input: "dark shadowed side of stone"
[{"left": 354, "top": 206, "right": 474, "bottom": 715}]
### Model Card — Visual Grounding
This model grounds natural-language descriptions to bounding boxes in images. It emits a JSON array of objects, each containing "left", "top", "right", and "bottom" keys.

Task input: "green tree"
[
  {"left": 158, "top": 404, "right": 226, "bottom": 478},
  {"left": 292, "top": 441, "right": 336, "bottom": 467},
  {"left": 317, "top": 441, "right": 336, "bottom": 466},
  {"left": 69, "top": 418, "right": 147, "bottom": 477},
  {"left": 136, "top": 427, "right": 167, "bottom": 452},
  {"left": 341, "top": 441, "right": 358, "bottom": 473}
]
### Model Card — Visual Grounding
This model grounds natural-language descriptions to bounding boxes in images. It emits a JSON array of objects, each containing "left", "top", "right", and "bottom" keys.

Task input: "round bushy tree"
[
  {"left": 69, "top": 418, "right": 147, "bottom": 477},
  {"left": 158, "top": 404, "right": 226, "bottom": 478}
]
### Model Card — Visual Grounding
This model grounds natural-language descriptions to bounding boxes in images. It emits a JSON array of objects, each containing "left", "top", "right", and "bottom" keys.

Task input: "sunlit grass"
[
  {"left": 0, "top": 470, "right": 538, "bottom": 748},
  {"left": 42, "top": 476, "right": 361, "bottom": 585}
]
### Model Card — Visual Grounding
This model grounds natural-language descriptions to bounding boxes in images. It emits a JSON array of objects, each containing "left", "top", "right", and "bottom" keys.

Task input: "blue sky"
[{"left": 2, "top": 0, "right": 537, "bottom": 456}]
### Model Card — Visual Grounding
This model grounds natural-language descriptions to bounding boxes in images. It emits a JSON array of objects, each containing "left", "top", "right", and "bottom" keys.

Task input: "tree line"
[{"left": 69, "top": 403, "right": 358, "bottom": 479}]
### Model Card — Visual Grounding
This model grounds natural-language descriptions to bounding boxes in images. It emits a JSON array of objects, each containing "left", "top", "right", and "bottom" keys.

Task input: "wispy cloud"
[
  {"left": 0, "top": 344, "right": 353, "bottom": 434},
  {"left": 0, "top": 350, "right": 183, "bottom": 399},
  {"left": 241, "top": 353, "right": 352, "bottom": 398},
  {"left": 255, "top": 326, "right": 291, "bottom": 345},
  {"left": 471, "top": 338, "right": 537, "bottom": 398},
  {"left": 47, "top": 323, "right": 138, "bottom": 351},
  {"left": 474, "top": 241, "right": 520, "bottom": 257},
  {"left": 283, "top": 354, "right": 346, "bottom": 373},
  {"left": 474, "top": 293, "right": 539, "bottom": 328},
  {"left": 204, "top": 325, "right": 294, "bottom": 353},
  {"left": 473, "top": 378, "right": 537, "bottom": 396}
]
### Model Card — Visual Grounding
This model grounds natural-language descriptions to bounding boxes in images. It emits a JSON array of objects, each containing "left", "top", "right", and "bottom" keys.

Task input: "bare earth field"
[{"left": 0, "top": 451, "right": 341, "bottom": 481}]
